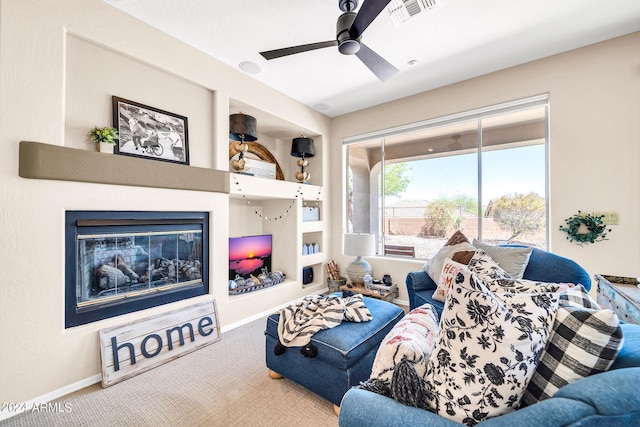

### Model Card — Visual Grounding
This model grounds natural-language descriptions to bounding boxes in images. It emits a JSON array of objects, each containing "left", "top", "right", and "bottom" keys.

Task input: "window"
[{"left": 344, "top": 96, "right": 548, "bottom": 259}]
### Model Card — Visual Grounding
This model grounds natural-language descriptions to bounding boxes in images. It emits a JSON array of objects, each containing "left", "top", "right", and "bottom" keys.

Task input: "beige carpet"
[{"left": 2, "top": 318, "right": 339, "bottom": 427}]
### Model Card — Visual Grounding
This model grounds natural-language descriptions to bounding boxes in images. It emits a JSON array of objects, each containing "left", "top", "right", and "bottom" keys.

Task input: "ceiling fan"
[{"left": 259, "top": 0, "right": 398, "bottom": 82}]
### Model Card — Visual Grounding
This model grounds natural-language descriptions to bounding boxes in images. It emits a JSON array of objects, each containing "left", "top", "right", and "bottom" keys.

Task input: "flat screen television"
[{"left": 228, "top": 234, "right": 272, "bottom": 280}]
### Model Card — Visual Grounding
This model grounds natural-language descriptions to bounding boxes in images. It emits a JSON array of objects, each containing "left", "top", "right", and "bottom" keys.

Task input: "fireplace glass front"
[{"left": 65, "top": 211, "right": 209, "bottom": 328}]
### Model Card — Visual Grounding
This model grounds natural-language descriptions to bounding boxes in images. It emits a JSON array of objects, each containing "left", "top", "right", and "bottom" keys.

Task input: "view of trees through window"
[{"left": 345, "top": 98, "right": 548, "bottom": 259}]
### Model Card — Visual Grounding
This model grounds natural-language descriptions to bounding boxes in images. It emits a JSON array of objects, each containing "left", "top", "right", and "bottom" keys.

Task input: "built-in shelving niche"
[
  {"left": 228, "top": 99, "right": 323, "bottom": 188},
  {"left": 227, "top": 98, "right": 327, "bottom": 295},
  {"left": 228, "top": 174, "right": 325, "bottom": 289}
]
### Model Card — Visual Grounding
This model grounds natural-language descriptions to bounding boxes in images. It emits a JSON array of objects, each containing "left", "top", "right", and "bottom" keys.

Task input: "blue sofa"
[
  {"left": 407, "top": 247, "right": 592, "bottom": 314},
  {"left": 339, "top": 248, "right": 640, "bottom": 426}
]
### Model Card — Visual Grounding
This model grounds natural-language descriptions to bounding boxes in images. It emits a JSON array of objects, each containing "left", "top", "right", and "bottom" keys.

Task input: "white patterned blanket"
[{"left": 277, "top": 294, "right": 372, "bottom": 347}]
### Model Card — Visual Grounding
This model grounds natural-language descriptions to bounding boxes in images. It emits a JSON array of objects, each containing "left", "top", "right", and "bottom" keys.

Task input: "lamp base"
[
  {"left": 296, "top": 158, "right": 310, "bottom": 183},
  {"left": 295, "top": 170, "right": 310, "bottom": 183},
  {"left": 346, "top": 256, "right": 372, "bottom": 285}
]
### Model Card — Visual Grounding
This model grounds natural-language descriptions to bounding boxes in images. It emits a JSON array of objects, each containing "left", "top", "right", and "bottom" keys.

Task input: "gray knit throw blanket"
[{"left": 277, "top": 294, "right": 372, "bottom": 348}]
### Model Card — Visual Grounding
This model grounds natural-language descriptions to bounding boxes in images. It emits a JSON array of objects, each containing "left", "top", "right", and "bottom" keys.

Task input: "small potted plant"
[{"left": 89, "top": 126, "right": 119, "bottom": 153}]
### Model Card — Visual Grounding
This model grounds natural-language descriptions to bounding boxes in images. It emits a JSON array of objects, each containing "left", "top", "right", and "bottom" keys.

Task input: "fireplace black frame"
[{"left": 65, "top": 211, "right": 209, "bottom": 328}]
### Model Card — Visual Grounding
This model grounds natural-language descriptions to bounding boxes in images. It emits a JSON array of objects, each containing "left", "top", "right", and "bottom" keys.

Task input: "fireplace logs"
[{"left": 95, "top": 263, "right": 131, "bottom": 289}]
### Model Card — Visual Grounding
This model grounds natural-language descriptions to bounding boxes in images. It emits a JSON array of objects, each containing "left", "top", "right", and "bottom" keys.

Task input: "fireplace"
[{"left": 65, "top": 211, "right": 209, "bottom": 328}]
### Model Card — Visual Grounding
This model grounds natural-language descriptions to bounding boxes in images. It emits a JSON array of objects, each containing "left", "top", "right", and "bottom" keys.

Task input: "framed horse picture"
[{"left": 112, "top": 96, "right": 189, "bottom": 165}]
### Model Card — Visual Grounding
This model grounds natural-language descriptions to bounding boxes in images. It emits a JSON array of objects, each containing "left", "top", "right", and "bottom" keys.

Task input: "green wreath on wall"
[{"left": 559, "top": 211, "right": 611, "bottom": 246}]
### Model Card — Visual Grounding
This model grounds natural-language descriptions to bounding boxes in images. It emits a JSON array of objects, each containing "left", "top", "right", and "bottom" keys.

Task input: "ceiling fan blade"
[
  {"left": 260, "top": 40, "right": 338, "bottom": 60},
  {"left": 355, "top": 42, "right": 398, "bottom": 81},
  {"left": 349, "top": 0, "right": 392, "bottom": 39}
]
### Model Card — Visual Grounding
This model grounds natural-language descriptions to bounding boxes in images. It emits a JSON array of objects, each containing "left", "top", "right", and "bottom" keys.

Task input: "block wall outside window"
[{"left": 345, "top": 97, "right": 549, "bottom": 259}]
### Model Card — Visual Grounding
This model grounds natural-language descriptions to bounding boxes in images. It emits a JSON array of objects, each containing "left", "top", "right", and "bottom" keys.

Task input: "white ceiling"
[{"left": 105, "top": 0, "right": 640, "bottom": 118}]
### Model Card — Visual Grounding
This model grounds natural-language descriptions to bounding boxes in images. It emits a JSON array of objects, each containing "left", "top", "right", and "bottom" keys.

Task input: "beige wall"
[
  {"left": 330, "top": 32, "right": 640, "bottom": 303},
  {"left": 0, "top": 0, "right": 330, "bottom": 413}
]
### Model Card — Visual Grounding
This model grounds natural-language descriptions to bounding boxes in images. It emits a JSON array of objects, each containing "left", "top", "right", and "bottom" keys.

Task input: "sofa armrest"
[
  {"left": 406, "top": 270, "right": 438, "bottom": 311},
  {"left": 523, "top": 247, "right": 591, "bottom": 290},
  {"left": 406, "top": 270, "right": 436, "bottom": 292},
  {"left": 554, "top": 367, "right": 640, "bottom": 416},
  {"left": 338, "top": 388, "right": 598, "bottom": 427},
  {"left": 611, "top": 323, "right": 640, "bottom": 370},
  {"left": 338, "top": 388, "right": 462, "bottom": 427}
]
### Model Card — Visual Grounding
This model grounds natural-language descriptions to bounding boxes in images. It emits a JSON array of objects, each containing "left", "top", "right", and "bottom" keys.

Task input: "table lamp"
[
  {"left": 229, "top": 113, "right": 257, "bottom": 172},
  {"left": 343, "top": 233, "right": 375, "bottom": 285},
  {"left": 291, "top": 136, "right": 315, "bottom": 183}
]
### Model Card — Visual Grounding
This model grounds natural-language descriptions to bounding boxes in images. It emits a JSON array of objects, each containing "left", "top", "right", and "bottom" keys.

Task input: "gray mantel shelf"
[{"left": 19, "top": 141, "right": 229, "bottom": 194}]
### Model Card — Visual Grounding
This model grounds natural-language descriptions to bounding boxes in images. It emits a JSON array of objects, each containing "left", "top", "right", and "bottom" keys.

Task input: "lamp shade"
[
  {"left": 343, "top": 233, "right": 376, "bottom": 256},
  {"left": 229, "top": 113, "right": 257, "bottom": 142},
  {"left": 291, "top": 137, "right": 315, "bottom": 158}
]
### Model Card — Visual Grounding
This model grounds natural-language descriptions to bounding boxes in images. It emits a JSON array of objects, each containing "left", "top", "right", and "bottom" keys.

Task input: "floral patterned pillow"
[
  {"left": 423, "top": 269, "right": 559, "bottom": 426},
  {"left": 469, "top": 249, "right": 570, "bottom": 295},
  {"left": 467, "top": 249, "right": 512, "bottom": 283}
]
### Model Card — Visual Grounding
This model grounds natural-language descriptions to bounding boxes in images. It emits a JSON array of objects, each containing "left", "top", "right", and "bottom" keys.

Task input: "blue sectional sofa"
[
  {"left": 339, "top": 247, "right": 640, "bottom": 426},
  {"left": 407, "top": 247, "right": 592, "bottom": 314}
]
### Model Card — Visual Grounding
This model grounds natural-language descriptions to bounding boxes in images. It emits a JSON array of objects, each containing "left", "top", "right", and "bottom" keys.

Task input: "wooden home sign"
[{"left": 99, "top": 300, "right": 220, "bottom": 387}]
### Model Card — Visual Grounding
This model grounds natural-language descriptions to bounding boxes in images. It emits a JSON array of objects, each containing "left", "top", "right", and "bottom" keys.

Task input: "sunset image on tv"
[{"left": 229, "top": 234, "right": 272, "bottom": 279}]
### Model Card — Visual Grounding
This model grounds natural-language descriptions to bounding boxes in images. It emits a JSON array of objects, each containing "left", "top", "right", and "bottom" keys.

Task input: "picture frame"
[{"left": 112, "top": 96, "right": 189, "bottom": 165}]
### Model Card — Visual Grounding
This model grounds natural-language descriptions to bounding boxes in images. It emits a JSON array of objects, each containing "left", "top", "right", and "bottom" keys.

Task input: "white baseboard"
[
  {"left": 0, "top": 374, "right": 102, "bottom": 422},
  {"left": 393, "top": 298, "right": 410, "bottom": 308}
]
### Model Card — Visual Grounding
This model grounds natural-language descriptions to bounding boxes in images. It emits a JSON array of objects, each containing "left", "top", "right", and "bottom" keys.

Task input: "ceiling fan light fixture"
[
  {"left": 339, "top": 39, "right": 361, "bottom": 55},
  {"left": 337, "top": 11, "right": 360, "bottom": 55}
]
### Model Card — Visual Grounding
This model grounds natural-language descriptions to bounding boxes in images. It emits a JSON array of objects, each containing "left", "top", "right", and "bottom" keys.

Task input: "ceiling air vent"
[{"left": 387, "top": 0, "right": 440, "bottom": 25}]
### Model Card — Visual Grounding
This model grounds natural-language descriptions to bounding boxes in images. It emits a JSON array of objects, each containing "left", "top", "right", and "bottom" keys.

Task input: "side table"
[
  {"left": 595, "top": 274, "right": 640, "bottom": 325},
  {"left": 339, "top": 283, "right": 399, "bottom": 303}
]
